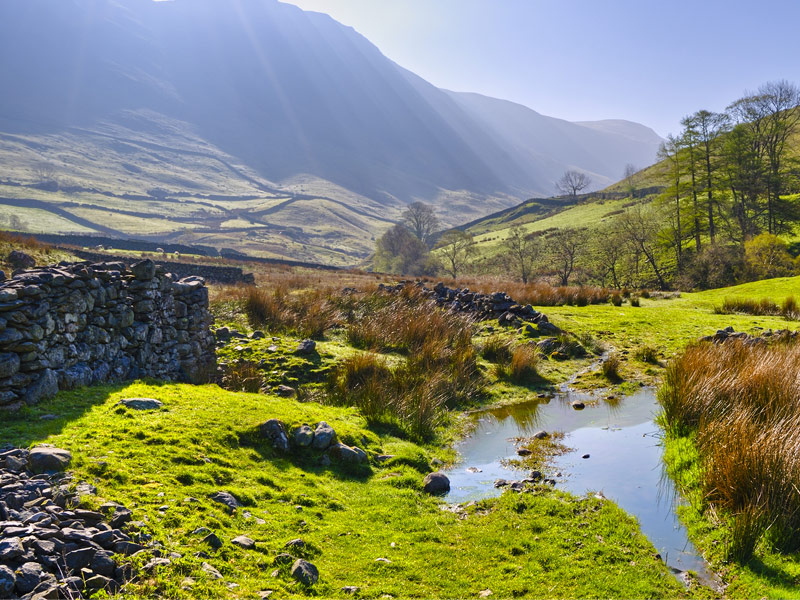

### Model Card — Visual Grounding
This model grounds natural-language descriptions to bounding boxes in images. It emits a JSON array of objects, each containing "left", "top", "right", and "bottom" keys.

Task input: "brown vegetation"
[{"left": 660, "top": 340, "right": 800, "bottom": 560}]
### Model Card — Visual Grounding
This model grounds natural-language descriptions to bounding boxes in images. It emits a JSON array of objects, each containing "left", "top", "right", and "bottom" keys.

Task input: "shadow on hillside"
[{"left": 0, "top": 379, "right": 166, "bottom": 448}]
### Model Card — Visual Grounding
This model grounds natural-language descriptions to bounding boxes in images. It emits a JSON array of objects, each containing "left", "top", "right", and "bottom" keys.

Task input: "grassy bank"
[{"left": 1, "top": 382, "right": 686, "bottom": 599}]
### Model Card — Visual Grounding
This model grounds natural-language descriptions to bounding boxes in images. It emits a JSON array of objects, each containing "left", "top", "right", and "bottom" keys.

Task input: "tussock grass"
[
  {"left": 601, "top": 354, "right": 622, "bottom": 381},
  {"left": 714, "top": 295, "right": 800, "bottom": 321},
  {"left": 660, "top": 340, "right": 800, "bottom": 560},
  {"left": 493, "top": 344, "right": 541, "bottom": 385},
  {"left": 479, "top": 334, "right": 514, "bottom": 363},
  {"left": 434, "top": 276, "right": 611, "bottom": 306}
]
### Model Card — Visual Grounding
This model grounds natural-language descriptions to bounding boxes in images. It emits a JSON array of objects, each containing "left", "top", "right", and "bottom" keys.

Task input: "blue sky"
[{"left": 280, "top": 0, "right": 800, "bottom": 137}]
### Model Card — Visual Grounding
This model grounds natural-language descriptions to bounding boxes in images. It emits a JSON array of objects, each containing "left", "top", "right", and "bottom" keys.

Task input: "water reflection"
[{"left": 446, "top": 388, "right": 712, "bottom": 579}]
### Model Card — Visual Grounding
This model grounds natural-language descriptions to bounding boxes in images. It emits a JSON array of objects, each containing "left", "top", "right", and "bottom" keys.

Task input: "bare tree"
[
  {"left": 545, "top": 228, "right": 587, "bottom": 286},
  {"left": 623, "top": 163, "right": 638, "bottom": 197},
  {"left": 32, "top": 162, "right": 57, "bottom": 183},
  {"left": 618, "top": 206, "right": 669, "bottom": 290},
  {"left": 402, "top": 202, "right": 439, "bottom": 245},
  {"left": 555, "top": 170, "right": 591, "bottom": 198},
  {"left": 503, "top": 225, "right": 542, "bottom": 283},
  {"left": 436, "top": 230, "right": 475, "bottom": 280}
]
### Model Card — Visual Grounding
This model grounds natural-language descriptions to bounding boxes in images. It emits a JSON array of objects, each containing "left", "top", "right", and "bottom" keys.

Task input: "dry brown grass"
[
  {"left": 433, "top": 276, "right": 612, "bottom": 306},
  {"left": 661, "top": 340, "right": 800, "bottom": 559}
]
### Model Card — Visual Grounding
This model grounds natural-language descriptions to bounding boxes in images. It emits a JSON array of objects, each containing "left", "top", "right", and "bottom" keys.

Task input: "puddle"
[{"left": 446, "top": 388, "right": 713, "bottom": 580}]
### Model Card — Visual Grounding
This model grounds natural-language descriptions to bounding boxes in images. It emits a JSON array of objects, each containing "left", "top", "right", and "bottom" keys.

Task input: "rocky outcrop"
[
  {"left": 700, "top": 326, "right": 799, "bottom": 345},
  {"left": 0, "top": 259, "right": 215, "bottom": 412},
  {"left": 0, "top": 446, "right": 140, "bottom": 599},
  {"left": 378, "top": 282, "right": 560, "bottom": 333}
]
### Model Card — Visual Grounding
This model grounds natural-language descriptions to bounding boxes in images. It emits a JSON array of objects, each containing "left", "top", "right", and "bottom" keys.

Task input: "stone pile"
[
  {"left": 0, "top": 259, "right": 216, "bottom": 412},
  {"left": 259, "top": 419, "right": 369, "bottom": 466},
  {"left": 701, "top": 326, "right": 799, "bottom": 345},
  {"left": 378, "top": 282, "right": 560, "bottom": 333},
  {"left": 0, "top": 446, "right": 140, "bottom": 599}
]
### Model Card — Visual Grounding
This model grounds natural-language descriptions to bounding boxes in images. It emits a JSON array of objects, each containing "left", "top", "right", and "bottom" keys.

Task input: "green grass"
[{"left": 0, "top": 381, "right": 686, "bottom": 599}]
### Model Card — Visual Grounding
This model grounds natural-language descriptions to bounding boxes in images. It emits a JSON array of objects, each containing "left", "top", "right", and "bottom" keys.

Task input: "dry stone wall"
[{"left": 0, "top": 259, "right": 215, "bottom": 412}]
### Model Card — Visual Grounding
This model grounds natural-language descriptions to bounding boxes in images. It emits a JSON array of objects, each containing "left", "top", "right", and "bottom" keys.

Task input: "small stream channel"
[{"left": 445, "top": 387, "right": 713, "bottom": 580}]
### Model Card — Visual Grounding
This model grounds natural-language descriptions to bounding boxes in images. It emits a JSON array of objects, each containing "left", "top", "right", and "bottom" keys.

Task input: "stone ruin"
[{"left": 0, "top": 259, "right": 216, "bottom": 412}]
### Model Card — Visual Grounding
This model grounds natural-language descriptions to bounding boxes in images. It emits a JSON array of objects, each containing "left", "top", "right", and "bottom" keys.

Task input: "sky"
[{"left": 280, "top": 0, "right": 800, "bottom": 137}]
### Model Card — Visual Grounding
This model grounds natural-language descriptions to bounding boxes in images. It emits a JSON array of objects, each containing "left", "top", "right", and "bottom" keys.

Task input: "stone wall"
[{"left": 0, "top": 259, "right": 215, "bottom": 412}]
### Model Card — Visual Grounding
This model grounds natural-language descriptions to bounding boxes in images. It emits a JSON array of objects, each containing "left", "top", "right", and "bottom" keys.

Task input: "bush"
[
  {"left": 494, "top": 344, "right": 540, "bottom": 385},
  {"left": 634, "top": 345, "right": 659, "bottom": 364},
  {"left": 610, "top": 292, "right": 623, "bottom": 307},
  {"left": 480, "top": 335, "right": 514, "bottom": 363}
]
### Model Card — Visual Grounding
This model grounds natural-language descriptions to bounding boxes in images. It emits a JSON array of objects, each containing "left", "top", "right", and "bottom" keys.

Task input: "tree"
[
  {"left": 503, "top": 225, "right": 542, "bottom": 283},
  {"left": 555, "top": 170, "right": 591, "bottom": 198},
  {"left": 658, "top": 135, "right": 687, "bottom": 270},
  {"left": 618, "top": 206, "right": 670, "bottom": 290},
  {"left": 436, "top": 231, "right": 475, "bottom": 280},
  {"left": 623, "top": 163, "right": 638, "bottom": 197},
  {"left": 374, "top": 225, "right": 433, "bottom": 275},
  {"left": 545, "top": 228, "right": 587, "bottom": 286},
  {"left": 744, "top": 233, "right": 795, "bottom": 279},
  {"left": 589, "top": 224, "right": 626, "bottom": 289},
  {"left": 680, "top": 115, "right": 703, "bottom": 252},
  {"left": 402, "top": 202, "right": 439, "bottom": 245},
  {"left": 690, "top": 110, "right": 729, "bottom": 243}
]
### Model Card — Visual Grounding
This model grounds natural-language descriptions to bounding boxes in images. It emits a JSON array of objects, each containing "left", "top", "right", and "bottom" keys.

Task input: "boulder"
[
  {"left": 294, "top": 339, "right": 316, "bottom": 354},
  {"left": 231, "top": 535, "right": 255, "bottom": 550},
  {"left": 209, "top": 491, "right": 241, "bottom": 512},
  {"left": 422, "top": 472, "right": 450, "bottom": 495},
  {"left": 293, "top": 425, "right": 314, "bottom": 448},
  {"left": 290, "top": 559, "right": 319, "bottom": 586},
  {"left": 8, "top": 250, "right": 35, "bottom": 269},
  {"left": 131, "top": 259, "right": 156, "bottom": 280},
  {"left": 258, "top": 419, "right": 290, "bottom": 452},
  {"left": 117, "top": 397, "right": 163, "bottom": 411},
  {"left": 311, "top": 422, "right": 336, "bottom": 450},
  {"left": 28, "top": 447, "right": 72, "bottom": 473},
  {"left": 0, "top": 565, "right": 15, "bottom": 598}
]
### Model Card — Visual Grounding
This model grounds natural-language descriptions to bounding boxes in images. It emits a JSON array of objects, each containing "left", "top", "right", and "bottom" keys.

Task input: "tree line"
[{"left": 376, "top": 81, "right": 800, "bottom": 290}]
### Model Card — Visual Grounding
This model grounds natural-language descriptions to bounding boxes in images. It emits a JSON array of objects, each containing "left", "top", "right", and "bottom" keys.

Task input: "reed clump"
[
  {"left": 715, "top": 296, "right": 800, "bottom": 320},
  {"left": 660, "top": 340, "right": 800, "bottom": 560}
]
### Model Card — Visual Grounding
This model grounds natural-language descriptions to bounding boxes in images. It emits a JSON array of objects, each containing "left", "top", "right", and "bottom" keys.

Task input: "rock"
[
  {"left": 284, "top": 538, "right": 306, "bottom": 551},
  {"left": 582, "top": 454, "right": 590, "bottom": 459},
  {"left": 290, "top": 559, "right": 319, "bottom": 586},
  {"left": 201, "top": 562, "right": 224, "bottom": 580},
  {"left": 65, "top": 547, "right": 95, "bottom": 570},
  {"left": 571, "top": 401, "right": 585, "bottom": 410},
  {"left": 342, "top": 586, "right": 360, "bottom": 594},
  {"left": 0, "top": 353, "right": 20, "bottom": 378},
  {"left": 24, "top": 369, "right": 59, "bottom": 405},
  {"left": 131, "top": 259, "right": 156, "bottom": 280},
  {"left": 90, "top": 550, "right": 116, "bottom": 577},
  {"left": 258, "top": 419, "right": 290, "bottom": 452},
  {"left": 202, "top": 533, "right": 223, "bottom": 549},
  {"left": 516, "top": 448, "right": 532, "bottom": 456},
  {"left": 231, "top": 535, "right": 255, "bottom": 550},
  {"left": 374, "top": 557, "right": 392, "bottom": 564},
  {"left": 328, "top": 443, "right": 365, "bottom": 464},
  {"left": 294, "top": 339, "right": 316, "bottom": 354},
  {"left": 15, "top": 562, "right": 44, "bottom": 594},
  {"left": 143, "top": 558, "right": 172, "bottom": 572},
  {"left": 494, "top": 479, "right": 509, "bottom": 488},
  {"left": 0, "top": 565, "right": 15, "bottom": 598},
  {"left": 0, "top": 536, "right": 23, "bottom": 560},
  {"left": 293, "top": 425, "right": 314, "bottom": 447},
  {"left": 479, "top": 590, "right": 493, "bottom": 598},
  {"left": 84, "top": 574, "right": 118, "bottom": 593},
  {"left": 422, "top": 472, "right": 450, "bottom": 495},
  {"left": 273, "top": 553, "right": 294, "bottom": 566},
  {"left": 117, "top": 397, "right": 163, "bottom": 410},
  {"left": 8, "top": 250, "right": 35, "bottom": 269},
  {"left": 311, "top": 422, "right": 336, "bottom": 450},
  {"left": 275, "top": 385, "right": 294, "bottom": 397},
  {"left": 209, "top": 491, "right": 241, "bottom": 512},
  {"left": 533, "top": 430, "right": 549, "bottom": 440}
]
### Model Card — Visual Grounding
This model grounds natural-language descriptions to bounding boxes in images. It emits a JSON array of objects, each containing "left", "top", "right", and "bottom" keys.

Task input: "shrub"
[
  {"left": 601, "top": 354, "right": 621, "bottom": 381},
  {"left": 634, "top": 345, "right": 659, "bottom": 364},
  {"left": 630, "top": 296, "right": 640, "bottom": 307},
  {"left": 480, "top": 335, "right": 514, "bottom": 363},
  {"left": 610, "top": 292, "right": 623, "bottom": 307},
  {"left": 496, "top": 344, "right": 540, "bottom": 385}
]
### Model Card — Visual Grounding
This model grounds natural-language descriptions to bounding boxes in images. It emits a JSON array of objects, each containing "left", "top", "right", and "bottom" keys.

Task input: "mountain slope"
[{"left": 0, "top": 0, "right": 661, "bottom": 264}]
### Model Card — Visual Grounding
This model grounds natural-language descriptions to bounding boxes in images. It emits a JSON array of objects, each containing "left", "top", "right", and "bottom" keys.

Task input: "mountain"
[{"left": 0, "top": 0, "right": 662, "bottom": 264}]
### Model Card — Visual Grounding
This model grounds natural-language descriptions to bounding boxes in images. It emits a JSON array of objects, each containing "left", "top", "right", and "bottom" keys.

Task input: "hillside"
[{"left": 0, "top": 0, "right": 660, "bottom": 265}]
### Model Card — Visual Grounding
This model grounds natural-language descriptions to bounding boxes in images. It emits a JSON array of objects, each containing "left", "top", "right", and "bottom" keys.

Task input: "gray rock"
[
  {"left": 294, "top": 339, "right": 316, "bottom": 354},
  {"left": 422, "top": 472, "right": 450, "bottom": 495},
  {"left": 533, "top": 430, "right": 549, "bottom": 440},
  {"left": 258, "top": 419, "right": 290, "bottom": 452},
  {"left": 131, "top": 259, "right": 156, "bottom": 280},
  {"left": 201, "top": 562, "right": 223, "bottom": 580},
  {"left": 117, "top": 397, "right": 163, "bottom": 410},
  {"left": 0, "top": 353, "right": 20, "bottom": 378},
  {"left": 231, "top": 535, "right": 255, "bottom": 550},
  {"left": 8, "top": 250, "right": 35, "bottom": 269},
  {"left": 8, "top": 535, "right": 46, "bottom": 560},
  {"left": 312, "top": 422, "right": 336, "bottom": 450},
  {"left": 90, "top": 550, "right": 116, "bottom": 577},
  {"left": 273, "top": 553, "right": 294, "bottom": 566},
  {"left": 209, "top": 491, "right": 241, "bottom": 512},
  {"left": 143, "top": 557, "right": 172, "bottom": 572},
  {"left": 65, "top": 547, "right": 95, "bottom": 570},
  {"left": 290, "top": 559, "right": 319, "bottom": 586},
  {"left": 275, "top": 385, "right": 294, "bottom": 397},
  {"left": 293, "top": 425, "right": 314, "bottom": 447},
  {"left": 342, "top": 586, "right": 360, "bottom": 595},
  {"left": 23, "top": 369, "right": 59, "bottom": 405},
  {"left": 328, "top": 443, "right": 367, "bottom": 464},
  {"left": 84, "top": 574, "right": 118, "bottom": 593},
  {"left": 571, "top": 401, "right": 585, "bottom": 410},
  {"left": 202, "top": 533, "right": 223, "bottom": 549},
  {"left": 15, "top": 562, "right": 43, "bottom": 594},
  {"left": 0, "top": 565, "right": 15, "bottom": 597}
]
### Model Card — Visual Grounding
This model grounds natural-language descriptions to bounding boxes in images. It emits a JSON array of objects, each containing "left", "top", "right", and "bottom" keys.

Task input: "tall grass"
[
  {"left": 326, "top": 287, "right": 484, "bottom": 440},
  {"left": 715, "top": 296, "right": 800, "bottom": 320},
  {"left": 660, "top": 341, "right": 800, "bottom": 560},
  {"left": 434, "top": 276, "right": 612, "bottom": 306}
]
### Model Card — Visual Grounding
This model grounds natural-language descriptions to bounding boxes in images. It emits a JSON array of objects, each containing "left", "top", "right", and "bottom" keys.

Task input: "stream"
[{"left": 445, "top": 387, "right": 713, "bottom": 580}]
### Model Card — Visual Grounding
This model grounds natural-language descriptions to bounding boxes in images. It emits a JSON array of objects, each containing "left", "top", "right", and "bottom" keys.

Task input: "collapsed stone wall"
[{"left": 0, "top": 259, "right": 215, "bottom": 412}]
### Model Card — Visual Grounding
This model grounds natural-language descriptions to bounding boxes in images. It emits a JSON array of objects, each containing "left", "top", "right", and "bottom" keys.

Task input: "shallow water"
[{"left": 445, "top": 387, "right": 710, "bottom": 577}]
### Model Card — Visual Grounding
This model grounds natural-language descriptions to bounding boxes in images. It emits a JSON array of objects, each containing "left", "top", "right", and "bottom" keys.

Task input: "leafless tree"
[
  {"left": 556, "top": 170, "right": 591, "bottom": 198},
  {"left": 402, "top": 202, "right": 439, "bottom": 245},
  {"left": 545, "top": 228, "right": 587, "bottom": 286},
  {"left": 623, "top": 163, "right": 638, "bottom": 197},
  {"left": 503, "top": 225, "right": 542, "bottom": 283},
  {"left": 436, "top": 230, "right": 475, "bottom": 280},
  {"left": 32, "top": 161, "right": 57, "bottom": 183}
]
